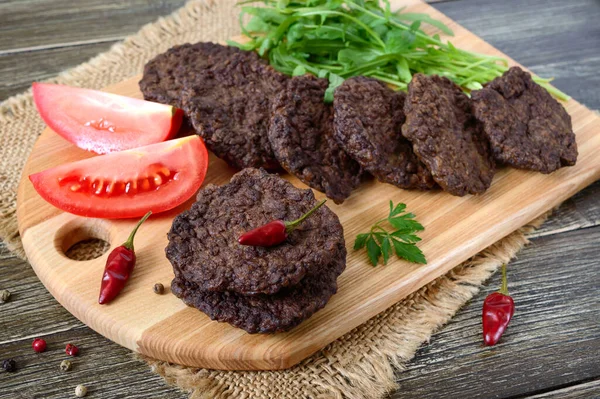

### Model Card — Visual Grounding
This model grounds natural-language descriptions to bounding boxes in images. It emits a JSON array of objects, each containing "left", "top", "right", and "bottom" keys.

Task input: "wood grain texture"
[
  {"left": 525, "top": 380, "right": 600, "bottom": 398},
  {"left": 1, "top": 0, "right": 599, "bottom": 397},
  {"left": 532, "top": 181, "right": 600, "bottom": 238},
  {"left": 0, "top": 0, "right": 187, "bottom": 53},
  {"left": 0, "top": 0, "right": 187, "bottom": 102},
  {"left": 0, "top": 42, "right": 115, "bottom": 102},
  {"left": 393, "top": 226, "right": 600, "bottom": 399},
  {"left": 14, "top": 0, "right": 600, "bottom": 371},
  {"left": 434, "top": 0, "right": 600, "bottom": 110},
  {"left": 0, "top": 244, "right": 186, "bottom": 399}
]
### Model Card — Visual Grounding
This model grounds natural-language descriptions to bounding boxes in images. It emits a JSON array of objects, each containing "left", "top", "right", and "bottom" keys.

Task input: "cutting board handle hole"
[{"left": 55, "top": 220, "right": 112, "bottom": 261}]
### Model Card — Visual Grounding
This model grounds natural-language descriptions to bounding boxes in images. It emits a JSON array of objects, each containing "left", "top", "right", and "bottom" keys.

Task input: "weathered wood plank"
[
  {"left": 434, "top": 0, "right": 600, "bottom": 110},
  {"left": 0, "top": 42, "right": 116, "bottom": 101},
  {"left": 0, "top": 330, "right": 186, "bottom": 399},
  {"left": 0, "top": 0, "right": 187, "bottom": 53},
  {"left": 0, "top": 245, "right": 82, "bottom": 344},
  {"left": 0, "top": 242, "right": 186, "bottom": 399},
  {"left": 532, "top": 181, "right": 600, "bottom": 238},
  {"left": 525, "top": 379, "right": 600, "bottom": 398},
  {"left": 392, "top": 225, "right": 600, "bottom": 399},
  {"left": 0, "top": 0, "right": 598, "bottom": 397}
]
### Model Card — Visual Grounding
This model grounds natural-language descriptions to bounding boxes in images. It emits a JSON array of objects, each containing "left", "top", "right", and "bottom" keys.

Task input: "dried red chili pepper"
[
  {"left": 482, "top": 263, "right": 515, "bottom": 346},
  {"left": 98, "top": 211, "right": 151, "bottom": 304},
  {"left": 238, "top": 199, "right": 327, "bottom": 247}
]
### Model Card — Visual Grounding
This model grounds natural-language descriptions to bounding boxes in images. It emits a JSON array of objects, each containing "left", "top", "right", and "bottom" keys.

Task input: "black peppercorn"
[
  {"left": 2, "top": 359, "right": 16, "bottom": 372},
  {"left": 153, "top": 283, "right": 164, "bottom": 295}
]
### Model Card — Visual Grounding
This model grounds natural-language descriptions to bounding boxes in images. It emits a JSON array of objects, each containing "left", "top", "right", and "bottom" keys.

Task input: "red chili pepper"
[
  {"left": 98, "top": 211, "right": 151, "bottom": 304},
  {"left": 482, "top": 263, "right": 515, "bottom": 346},
  {"left": 238, "top": 199, "right": 327, "bottom": 247}
]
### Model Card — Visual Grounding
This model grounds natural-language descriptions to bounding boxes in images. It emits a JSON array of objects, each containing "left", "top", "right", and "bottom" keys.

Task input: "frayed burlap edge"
[
  {"left": 0, "top": 1, "right": 553, "bottom": 398},
  {"left": 138, "top": 213, "right": 547, "bottom": 399}
]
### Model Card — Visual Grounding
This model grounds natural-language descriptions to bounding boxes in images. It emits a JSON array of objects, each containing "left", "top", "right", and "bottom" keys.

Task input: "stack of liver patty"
[{"left": 165, "top": 168, "right": 346, "bottom": 333}]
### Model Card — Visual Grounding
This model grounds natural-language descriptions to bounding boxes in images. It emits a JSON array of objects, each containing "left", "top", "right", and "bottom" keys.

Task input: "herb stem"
[{"left": 235, "top": 0, "right": 569, "bottom": 101}]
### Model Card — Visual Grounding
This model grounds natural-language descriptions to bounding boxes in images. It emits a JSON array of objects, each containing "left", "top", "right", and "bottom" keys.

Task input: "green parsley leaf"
[
  {"left": 388, "top": 216, "right": 424, "bottom": 232},
  {"left": 381, "top": 236, "right": 391, "bottom": 265},
  {"left": 354, "top": 233, "right": 369, "bottom": 250},
  {"left": 366, "top": 236, "right": 381, "bottom": 266},
  {"left": 391, "top": 239, "right": 427, "bottom": 264},
  {"left": 389, "top": 201, "right": 407, "bottom": 217},
  {"left": 354, "top": 201, "right": 426, "bottom": 266}
]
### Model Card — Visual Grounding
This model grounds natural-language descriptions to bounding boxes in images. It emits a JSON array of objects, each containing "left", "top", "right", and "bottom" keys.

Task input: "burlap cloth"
[{"left": 0, "top": 1, "right": 551, "bottom": 398}]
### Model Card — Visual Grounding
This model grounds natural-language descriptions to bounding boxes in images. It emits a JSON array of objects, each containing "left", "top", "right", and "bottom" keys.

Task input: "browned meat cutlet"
[
  {"left": 403, "top": 74, "right": 495, "bottom": 196},
  {"left": 180, "top": 52, "right": 288, "bottom": 170},
  {"left": 333, "top": 76, "right": 436, "bottom": 190},
  {"left": 171, "top": 253, "right": 345, "bottom": 334},
  {"left": 472, "top": 66, "right": 577, "bottom": 173},
  {"left": 139, "top": 42, "right": 260, "bottom": 108},
  {"left": 165, "top": 168, "right": 346, "bottom": 297},
  {"left": 269, "top": 75, "right": 363, "bottom": 204}
]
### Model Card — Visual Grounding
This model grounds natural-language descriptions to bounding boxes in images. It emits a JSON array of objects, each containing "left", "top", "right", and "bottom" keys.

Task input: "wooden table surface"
[{"left": 1, "top": 0, "right": 598, "bottom": 398}]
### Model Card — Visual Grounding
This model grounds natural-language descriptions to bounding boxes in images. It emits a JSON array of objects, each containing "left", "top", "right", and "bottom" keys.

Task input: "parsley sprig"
[
  {"left": 354, "top": 201, "right": 426, "bottom": 266},
  {"left": 231, "top": 0, "right": 569, "bottom": 102}
]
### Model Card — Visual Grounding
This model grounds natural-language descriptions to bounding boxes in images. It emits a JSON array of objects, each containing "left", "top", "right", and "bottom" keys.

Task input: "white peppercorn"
[
  {"left": 0, "top": 289, "right": 11, "bottom": 304},
  {"left": 75, "top": 384, "right": 87, "bottom": 397},
  {"left": 60, "top": 360, "right": 72, "bottom": 372}
]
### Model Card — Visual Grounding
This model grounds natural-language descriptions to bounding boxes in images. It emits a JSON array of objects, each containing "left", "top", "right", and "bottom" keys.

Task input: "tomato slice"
[
  {"left": 32, "top": 83, "right": 183, "bottom": 154},
  {"left": 29, "top": 136, "right": 208, "bottom": 218}
]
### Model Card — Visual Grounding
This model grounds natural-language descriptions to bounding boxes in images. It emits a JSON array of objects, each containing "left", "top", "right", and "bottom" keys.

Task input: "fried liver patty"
[
  {"left": 269, "top": 75, "right": 363, "bottom": 204},
  {"left": 181, "top": 53, "right": 288, "bottom": 170},
  {"left": 171, "top": 254, "right": 345, "bottom": 334},
  {"left": 165, "top": 168, "right": 346, "bottom": 296},
  {"left": 472, "top": 66, "right": 577, "bottom": 173},
  {"left": 139, "top": 42, "right": 258, "bottom": 108},
  {"left": 333, "top": 76, "right": 435, "bottom": 190},
  {"left": 403, "top": 74, "right": 495, "bottom": 196}
]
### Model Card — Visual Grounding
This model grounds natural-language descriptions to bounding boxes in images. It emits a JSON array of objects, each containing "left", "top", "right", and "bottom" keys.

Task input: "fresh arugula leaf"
[
  {"left": 394, "top": 12, "right": 454, "bottom": 36},
  {"left": 324, "top": 72, "right": 345, "bottom": 103},
  {"left": 338, "top": 48, "right": 379, "bottom": 68},
  {"left": 258, "top": 37, "right": 272, "bottom": 56},
  {"left": 395, "top": 56, "right": 412, "bottom": 83},
  {"left": 245, "top": 16, "right": 272, "bottom": 33},
  {"left": 292, "top": 65, "right": 307, "bottom": 76},
  {"left": 237, "top": 0, "right": 570, "bottom": 101},
  {"left": 241, "top": 6, "right": 288, "bottom": 24}
]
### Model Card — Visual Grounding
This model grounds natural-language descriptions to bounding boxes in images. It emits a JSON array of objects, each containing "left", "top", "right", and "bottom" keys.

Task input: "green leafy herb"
[
  {"left": 230, "top": 0, "right": 569, "bottom": 102},
  {"left": 354, "top": 201, "right": 426, "bottom": 266}
]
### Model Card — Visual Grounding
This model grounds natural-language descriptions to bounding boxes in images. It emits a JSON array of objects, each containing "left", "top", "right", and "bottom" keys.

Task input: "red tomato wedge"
[
  {"left": 32, "top": 83, "right": 183, "bottom": 154},
  {"left": 29, "top": 136, "right": 208, "bottom": 219}
]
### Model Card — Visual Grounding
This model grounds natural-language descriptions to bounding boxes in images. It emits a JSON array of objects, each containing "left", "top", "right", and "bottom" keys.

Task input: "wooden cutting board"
[{"left": 16, "top": 0, "right": 600, "bottom": 371}]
